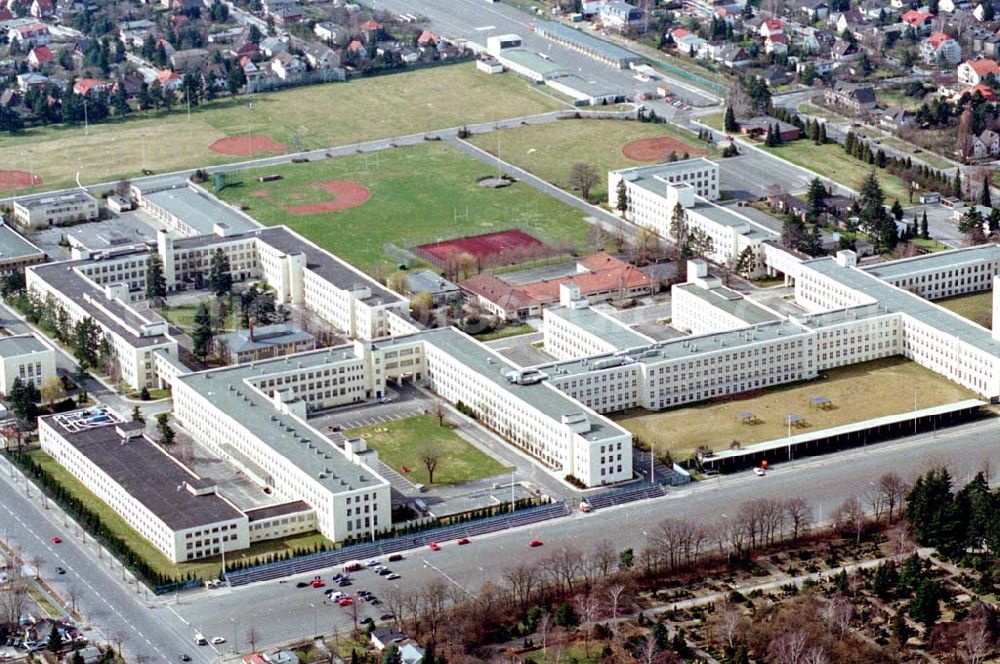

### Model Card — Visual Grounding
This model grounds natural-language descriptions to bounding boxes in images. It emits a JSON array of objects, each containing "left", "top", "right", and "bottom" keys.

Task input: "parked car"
[
  {"left": 753, "top": 467, "right": 766, "bottom": 477},
  {"left": 55, "top": 567, "right": 66, "bottom": 575},
  {"left": 338, "top": 597, "right": 354, "bottom": 607},
  {"left": 379, "top": 613, "right": 395, "bottom": 621},
  {"left": 179, "top": 655, "right": 191, "bottom": 662},
  {"left": 457, "top": 537, "right": 470, "bottom": 545},
  {"left": 310, "top": 580, "right": 325, "bottom": 588},
  {"left": 211, "top": 637, "right": 226, "bottom": 645},
  {"left": 50, "top": 537, "right": 61, "bottom": 544},
  {"left": 296, "top": 581, "right": 309, "bottom": 588},
  {"left": 428, "top": 542, "right": 440, "bottom": 551},
  {"left": 387, "top": 573, "right": 401, "bottom": 580},
  {"left": 529, "top": 539, "right": 543, "bottom": 548}
]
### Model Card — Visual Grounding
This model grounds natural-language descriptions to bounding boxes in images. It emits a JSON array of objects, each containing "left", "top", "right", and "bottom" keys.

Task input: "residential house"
[
  {"left": 959, "top": 58, "right": 1000, "bottom": 84},
  {"left": 969, "top": 128, "right": 1000, "bottom": 158},
  {"left": 831, "top": 38, "right": 860, "bottom": 61},
  {"left": 271, "top": 5, "right": 304, "bottom": 25},
  {"left": 758, "top": 66, "right": 791, "bottom": 86},
  {"left": 360, "top": 19, "right": 383, "bottom": 41},
  {"left": 860, "top": 0, "right": 895, "bottom": 19},
  {"left": 347, "top": 40, "right": 368, "bottom": 59},
  {"left": 939, "top": 0, "right": 972, "bottom": 11},
  {"left": 302, "top": 42, "right": 339, "bottom": 69},
  {"left": 399, "top": 642, "right": 425, "bottom": 664},
  {"left": 759, "top": 18, "right": 784, "bottom": 38},
  {"left": 403, "top": 270, "right": 460, "bottom": 306},
  {"left": 738, "top": 116, "right": 802, "bottom": 141},
  {"left": 879, "top": 106, "right": 913, "bottom": 130},
  {"left": 901, "top": 9, "right": 935, "bottom": 33},
  {"left": 417, "top": 30, "right": 438, "bottom": 47},
  {"left": 972, "top": 30, "right": 1000, "bottom": 58},
  {"left": 16, "top": 72, "right": 47, "bottom": 90},
  {"left": 26, "top": 45, "right": 54, "bottom": 69},
  {"left": 156, "top": 68, "right": 183, "bottom": 91},
  {"left": 8, "top": 22, "right": 50, "bottom": 46},
  {"left": 73, "top": 78, "right": 112, "bottom": 95},
  {"left": 765, "top": 33, "right": 789, "bottom": 55},
  {"left": 399, "top": 47, "right": 419, "bottom": 64},
  {"left": 597, "top": 0, "right": 642, "bottom": 31},
  {"left": 260, "top": 36, "right": 288, "bottom": 57},
  {"left": 371, "top": 627, "right": 407, "bottom": 651},
  {"left": 824, "top": 80, "right": 877, "bottom": 113},
  {"left": 799, "top": 0, "right": 830, "bottom": 21},
  {"left": 962, "top": 82, "right": 998, "bottom": 101},
  {"left": 796, "top": 27, "right": 822, "bottom": 53},
  {"left": 263, "top": 650, "right": 300, "bottom": 664},
  {"left": 922, "top": 32, "right": 963, "bottom": 64},
  {"left": 169, "top": 47, "right": 209, "bottom": 72},
  {"left": 313, "top": 21, "right": 344, "bottom": 43},
  {"left": 269, "top": 52, "right": 305, "bottom": 80},
  {"left": 118, "top": 19, "right": 157, "bottom": 47},
  {"left": 974, "top": 2, "right": 997, "bottom": 20},
  {"left": 834, "top": 8, "right": 866, "bottom": 34},
  {"left": 29, "top": 0, "right": 53, "bottom": 18},
  {"left": 241, "top": 57, "right": 263, "bottom": 84},
  {"left": 717, "top": 44, "right": 751, "bottom": 68}
]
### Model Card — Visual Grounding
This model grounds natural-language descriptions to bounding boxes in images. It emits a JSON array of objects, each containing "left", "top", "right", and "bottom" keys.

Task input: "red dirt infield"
[
  {"left": 285, "top": 180, "right": 371, "bottom": 215},
  {"left": 209, "top": 135, "right": 289, "bottom": 156},
  {"left": 0, "top": 170, "right": 42, "bottom": 191},
  {"left": 415, "top": 229, "right": 546, "bottom": 267},
  {"left": 622, "top": 136, "right": 707, "bottom": 162}
]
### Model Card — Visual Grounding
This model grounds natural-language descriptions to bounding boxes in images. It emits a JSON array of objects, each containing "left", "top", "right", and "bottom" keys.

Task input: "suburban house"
[
  {"left": 939, "top": 0, "right": 973, "bottom": 11},
  {"left": 958, "top": 58, "right": 1000, "bottom": 84},
  {"left": 8, "top": 22, "right": 50, "bottom": 46},
  {"left": 371, "top": 627, "right": 407, "bottom": 651},
  {"left": 597, "top": 0, "right": 642, "bottom": 30},
  {"left": 269, "top": 52, "right": 306, "bottom": 80},
  {"left": 717, "top": 44, "right": 751, "bottom": 68},
  {"left": 824, "top": 81, "right": 877, "bottom": 113},
  {"left": 671, "top": 28, "right": 707, "bottom": 55},
  {"left": 27, "top": 45, "right": 54, "bottom": 69},
  {"left": 799, "top": 0, "right": 830, "bottom": 21},
  {"left": 879, "top": 106, "right": 913, "bottom": 131},
  {"left": 738, "top": 116, "right": 802, "bottom": 141},
  {"left": 831, "top": 39, "right": 861, "bottom": 61},
  {"left": 759, "top": 18, "right": 784, "bottom": 39},
  {"left": 302, "top": 43, "right": 340, "bottom": 69},
  {"left": 29, "top": 0, "right": 54, "bottom": 18},
  {"left": 72, "top": 78, "right": 113, "bottom": 95},
  {"left": 156, "top": 69, "right": 183, "bottom": 91},
  {"left": 313, "top": 21, "right": 345, "bottom": 43},
  {"left": 118, "top": 19, "right": 157, "bottom": 47},
  {"left": 969, "top": 128, "right": 1000, "bottom": 158},
  {"left": 900, "top": 9, "right": 935, "bottom": 33},
  {"left": 922, "top": 32, "right": 963, "bottom": 64},
  {"left": 169, "top": 48, "right": 209, "bottom": 72},
  {"left": 17, "top": 72, "right": 48, "bottom": 91},
  {"left": 260, "top": 36, "right": 288, "bottom": 57},
  {"left": 764, "top": 33, "right": 788, "bottom": 55},
  {"left": 834, "top": 8, "right": 867, "bottom": 35}
]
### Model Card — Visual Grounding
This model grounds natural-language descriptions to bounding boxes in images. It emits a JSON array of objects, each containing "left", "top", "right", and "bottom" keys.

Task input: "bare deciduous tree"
[
  {"left": 959, "top": 617, "right": 992, "bottom": 664},
  {"left": 769, "top": 629, "right": 809, "bottom": 664},
  {"left": 784, "top": 496, "right": 812, "bottom": 541},
  {"left": 834, "top": 496, "right": 867, "bottom": 545},
  {"left": 823, "top": 596, "right": 853, "bottom": 635},
  {"left": 502, "top": 563, "right": 538, "bottom": 613},
  {"left": 417, "top": 443, "right": 442, "bottom": 485},
  {"left": 568, "top": 162, "right": 600, "bottom": 201},
  {"left": 244, "top": 626, "right": 260, "bottom": 653},
  {"left": 711, "top": 599, "right": 743, "bottom": 651},
  {"left": 878, "top": 472, "right": 909, "bottom": 523},
  {"left": 605, "top": 583, "right": 627, "bottom": 620}
]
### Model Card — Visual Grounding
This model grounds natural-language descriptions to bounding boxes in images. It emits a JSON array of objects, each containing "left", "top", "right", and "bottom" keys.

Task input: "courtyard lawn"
[
  {"left": 614, "top": 357, "right": 977, "bottom": 461},
  {"left": 466, "top": 118, "right": 713, "bottom": 201},
  {"left": 936, "top": 291, "right": 992, "bottom": 329},
  {"left": 217, "top": 142, "right": 594, "bottom": 274},
  {"left": 161, "top": 299, "right": 236, "bottom": 334},
  {"left": 27, "top": 449, "right": 333, "bottom": 581},
  {"left": 0, "top": 63, "right": 563, "bottom": 191},
  {"left": 346, "top": 415, "right": 511, "bottom": 486}
]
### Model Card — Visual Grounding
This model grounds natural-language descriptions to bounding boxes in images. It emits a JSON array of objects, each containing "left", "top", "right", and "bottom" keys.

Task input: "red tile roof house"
[
  {"left": 156, "top": 68, "right": 183, "bottom": 90},
  {"left": 901, "top": 9, "right": 935, "bottom": 32},
  {"left": 461, "top": 252, "right": 656, "bottom": 320},
  {"left": 958, "top": 58, "right": 1000, "bottom": 85},
  {"left": 73, "top": 78, "right": 113, "bottom": 95},
  {"left": 8, "top": 22, "right": 51, "bottom": 46},
  {"left": 417, "top": 30, "right": 438, "bottom": 46},
  {"left": 27, "top": 44, "right": 54, "bottom": 69}
]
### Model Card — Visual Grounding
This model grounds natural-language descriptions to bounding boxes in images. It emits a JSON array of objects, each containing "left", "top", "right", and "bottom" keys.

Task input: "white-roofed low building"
[{"left": 0, "top": 333, "right": 55, "bottom": 395}]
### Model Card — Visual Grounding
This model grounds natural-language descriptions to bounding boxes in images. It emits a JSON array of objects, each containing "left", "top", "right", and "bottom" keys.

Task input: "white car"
[
  {"left": 366, "top": 559, "right": 380, "bottom": 567},
  {"left": 386, "top": 573, "right": 401, "bottom": 580},
  {"left": 329, "top": 591, "right": 344, "bottom": 600},
  {"left": 211, "top": 637, "right": 226, "bottom": 645},
  {"left": 753, "top": 467, "right": 766, "bottom": 477}
]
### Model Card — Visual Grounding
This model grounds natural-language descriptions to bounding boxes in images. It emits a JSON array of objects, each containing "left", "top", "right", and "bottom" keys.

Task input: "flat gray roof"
[
  {"left": 547, "top": 306, "right": 654, "bottom": 350},
  {"left": 406, "top": 269, "right": 458, "bottom": 294},
  {"left": 0, "top": 223, "right": 44, "bottom": 260},
  {"left": 616, "top": 156, "right": 717, "bottom": 179},
  {"left": 144, "top": 186, "right": 260, "bottom": 236},
  {"left": 675, "top": 283, "right": 779, "bottom": 325},
  {"left": 497, "top": 48, "right": 568, "bottom": 77},
  {"left": 534, "top": 21, "right": 640, "bottom": 63},
  {"left": 177, "top": 347, "right": 389, "bottom": 494},
  {"left": 0, "top": 334, "right": 49, "bottom": 358},
  {"left": 14, "top": 190, "right": 96, "bottom": 210},
  {"left": 412, "top": 328, "right": 630, "bottom": 444},
  {"left": 42, "top": 409, "right": 244, "bottom": 531},
  {"left": 862, "top": 244, "right": 1000, "bottom": 280},
  {"left": 216, "top": 323, "right": 314, "bottom": 354}
]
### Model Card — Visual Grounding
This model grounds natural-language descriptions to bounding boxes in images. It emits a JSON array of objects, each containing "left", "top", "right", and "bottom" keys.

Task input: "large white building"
[
  {"left": 0, "top": 334, "right": 55, "bottom": 395},
  {"left": 13, "top": 191, "right": 99, "bottom": 229}
]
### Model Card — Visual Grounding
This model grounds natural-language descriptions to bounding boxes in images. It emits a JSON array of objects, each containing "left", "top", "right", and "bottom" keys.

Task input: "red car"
[
  {"left": 338, "top": 597, "right": 354, "bottom": 606},
  {"left": 310, "top": 580, "right": 325, "bottom": 588},
  {"left": 50, "top": 537, "right": 61, "bottom": 544},
  {"left": 529, "top": 539, "right": 543, "bottom": 548},
  {"left": 428, "top": 542, "right": 440, "bottom": 551},
  {"left": 457, "top": 537, "right": 470, "bottom": 545}
]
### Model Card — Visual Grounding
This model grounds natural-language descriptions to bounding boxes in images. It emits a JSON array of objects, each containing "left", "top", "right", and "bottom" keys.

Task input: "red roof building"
[
  {"left": 73, "top": 78, "right": 113, "bottom": 95},
  {"left": 901, "top": 9, "right": 934, "bottom": 26},
  {"left": 27, "top": 45, "right": 54, "bottom": 68}
]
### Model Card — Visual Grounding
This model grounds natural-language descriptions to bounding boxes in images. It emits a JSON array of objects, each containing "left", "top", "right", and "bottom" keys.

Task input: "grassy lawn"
[
  {"left": 161, "top": 299, "right": 236, "bottom": 334},
  {"left": 614, "top": 357, "right": 977, "bottom": 460},
  {"left": 912, "top": 238, "right": 952, "bottom": 253},
  {"left": 217, "top": 142, "right": 595, "bottom": 274},
  {"left": 473, "top": 322, "right": 536, "bottom": 341},
  {"left": 936, "top": 291, "right": 992, "bottom": 329},
  {"left": 0, "top": 63, "right": 563, "bottom": 191},
  {"left": 345, "top": 415, "right": 511, "bottom": 486},
  {"left": 700, "top": 111, "right": 725, "bottom": 131},
  {"left": 759, "top": 142, "right": 910, "bottom": 202},
  {"left": 27, "top": 449, "right": 333, "bottom": 580},
  {"left": 466, "top": 119, "right": 712, "bottom": 201}
]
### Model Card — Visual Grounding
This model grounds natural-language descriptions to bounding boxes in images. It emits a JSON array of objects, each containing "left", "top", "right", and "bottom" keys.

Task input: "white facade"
[
  {"left": 0, "top": 334, "right": 55, "bottom": 395},
  {"left": 13, "top": 192, "right": 99, "bottom": 229}
]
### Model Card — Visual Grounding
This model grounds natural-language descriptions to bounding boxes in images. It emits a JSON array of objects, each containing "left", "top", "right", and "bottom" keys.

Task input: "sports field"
[
  {"left": 346, "top": 415, "right": 511, "bottom": 486},
  {"left": 615, "top": 358, "right": 976, "bottom": 461},
  {"left": 936, "top": 291, "right": 992, "bottom": 329},
  {"left": 465, "top": 119, "right": 712, "bottom": 201},
  {"left": 217, "top": 142, "right": 594, "bottom": 274},
  {"left": 0, "top": 63, "right": 563, "bottom": 191}
]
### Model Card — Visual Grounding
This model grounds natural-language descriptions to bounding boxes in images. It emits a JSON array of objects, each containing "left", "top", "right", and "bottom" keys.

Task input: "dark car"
[
  {"left": 180, "top": 656, "right": 192, "bottom": 662},
  {"left": 338, "top": 579, "right": 352, "bottom": 587},
  {"left": 379, "top": 613, "right": 395, "bottom": 621},
  {"left": 358, "top": 590, "right": 371, "bottom": 597},
  {"left": 296, "top": 581, "right": 309, "bottom": 588},
  {"left": 377, "top": 568, "right": 392, "bottom": 576},
  {"left": 55, "top": 567, "right": 66, "bottom": 575}
]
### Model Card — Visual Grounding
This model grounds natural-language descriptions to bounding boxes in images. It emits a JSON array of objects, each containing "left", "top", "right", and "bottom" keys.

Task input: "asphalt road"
[{"left": 172, "top": 416, "right": 1000, "bottom": 651}]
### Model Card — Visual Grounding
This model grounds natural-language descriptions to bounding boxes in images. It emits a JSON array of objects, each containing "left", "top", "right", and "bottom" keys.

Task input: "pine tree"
[
  {"left": 806, "top": 177, "right": 828, "bottom": 221},
  {"left": 208, "top": 248, "right": 233, "bottom": 297},
  {"left": 908, "top": 579, "right": 941, "bottom": 628},
  {"left": 146, "top": 253, "right": 167, "bottom": 306},
  {"left": 723, "top": 105, "right": 738, "bottom": 132},
  {"left": 615, "top": 178, "right": 629, "bottom": 216},
  {"left": 191, "top": 302, "right": 213, "bottom": 361},
  {"left": 47, "top": 624, "right": 62, "bottom": 653},
  {"left": 131, "top": 405, "right": 144, "bottom": 424},
  {"left": 954, "top": 169, "right": 963, "bottom": 199},
  {"left": 980, "top": 174, "right": 992, "bottom": 207},
  {"left": 891, "top": 199, "right": 904, "bottom": 221},
  {"left": 818, "top": 121, "right": 827, "bottom": 143},
  {"left": 156, "top": 413, "right": 175, "bottom": 446},
  {"left": 844, "top": 131, "right": 855, "bottom": 154},
  {"left": 921, "top": 210, "right": 929, "bottom": 239}
]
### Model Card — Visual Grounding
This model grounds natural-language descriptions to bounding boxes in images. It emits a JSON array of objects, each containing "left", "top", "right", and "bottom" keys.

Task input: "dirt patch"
[
  {"left": 251, "top": 189, "right": 270, "bottom": 198},
  {"left": 0, "top": 170, "right": 42, "bottom": 191},
  {"left": 285, "top": 180, "right": 371, "bottom": 215},
  {"left": 209, "top": 135, "right": 289, "bottom": 156},
  {"left": 415, "top": 229, "right": 548, "bottom": 268},
  {"left": 622, "top": 136, "right": 707, "bottom": 162}
]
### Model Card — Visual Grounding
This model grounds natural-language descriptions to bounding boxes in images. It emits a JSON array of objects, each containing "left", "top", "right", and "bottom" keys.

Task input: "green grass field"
[
  {"left": 162, "top": 299, "right": 236, "bottom": 333},
  {"left": 614, "top": 358, "right": 976, "bottom": 460},
  {"left": 466, "top": 118, "right": 712, "bottom": 201},
  {"left": 0, "top": 64, "right": 563, "bottom": 191},
  {"left": 759, "top": 142, "right": 910, "bottom": 202},
  {"left": 936, "top": 291, "right": 992, "bottom": 329},
  {"left": 217, "top": 142, "right": 595, "bottom": 274},
  {"left": 27, "top": 449, "right": 332, "bottom": 580},
  {"left": 346, "top": 415, "right": 511, "bottom": 486}
]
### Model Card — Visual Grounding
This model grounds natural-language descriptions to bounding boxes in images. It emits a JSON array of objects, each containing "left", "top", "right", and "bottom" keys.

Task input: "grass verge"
[{"left": 935, "top": 291, "right": 992, "bottom": 329}]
